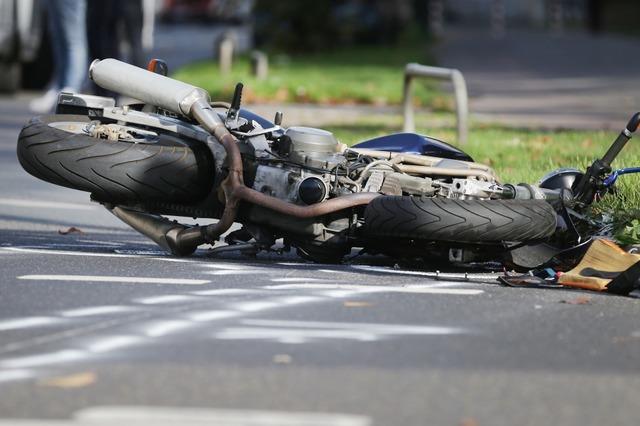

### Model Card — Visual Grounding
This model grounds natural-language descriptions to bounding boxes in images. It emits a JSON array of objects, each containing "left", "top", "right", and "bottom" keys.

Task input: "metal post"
[
  {"left": 402, "top": 74, "right": 415, "bottom": 134},
  {"left": 491, "top": 0, "right": 506, "bottom": 39},
  {"left": 451, "top": 70, "right": 469, "bottom": 146},
  {"left": 218, "top": 37, "right": 234, "bottom": 74},
  {"left": 250, "top": 51, "right": 268, "bottom": 80},
  {"left": 428, "top": 0, "right": 444, "bottom": 37},
  {"left": 402, "top": 63, "right": 469, "bottom": 145},
  {"left": 549, "top": 0, "right": 564, "bottom": 35}
]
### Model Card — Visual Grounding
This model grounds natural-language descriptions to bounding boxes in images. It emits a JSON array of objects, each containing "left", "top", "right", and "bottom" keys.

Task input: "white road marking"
[
  {"left": 320, "top": 290, "right": 359, "bottom": 298},
  {"left": 318, "top": 269, "right": 343, "bottom": 274},
  {"left": 74, "top": 406, "right": 371, "bottom": 426},
  {"left": 206, "top": 270, "right": 263, "bottom": 275},
  {"left": 350, "top": 264, "right": 483, "bottom": 279},
  {"left": 215, "top": 327, "right": 378, "bottom": 343},
  {"left": 76, "top": 239, "right": 124, "bottom": 246},
  {"left": 60, "top": 305, "right": 136, "bottom": 317},
  {"left": 143, "top": 320, "right": 194, "bottom": 337},
  {"left": 0, "top": 350, "right": 86, "bottom": 369},
  {"left": 277, "top": 296, "right": 323, "bottom": 305},
  {"left": 215, "top": 319, "right": 467, "bottom": 344},
  {"left": 190, "top": 288, "right": 254, "bottom": 296},
  {"left": 270, "top": 277, "right": 335, "bottom": 282},
  {"left": 187, "top": 310, "right": 239, "bottom": 322},
  {"left": 0, "top": 369, "right": 34, "bottom": 383},
  {"left": 232, "top": 300, "right": 281, "bottom": 312},
  {"left": 87, "top": 335, "right": 143, "bottom": 353},
  {"left": 134, "top": 294, "right": 199, "bottom": 305},
  {"left": 18, "top": 275, "right": 209, "bottom": 285},
  {"left": 203, "top": 263, "right": 257, "bottom": 270},
  {"left": 0, "top": 198, "right": 96, "bottom": 210},
  {"left": 264, "top": 283, "right": 484, "bottom": 295},
  {"left": 1, "top": 247, "right": 197, "bottom": 263},
  {"left": 246, "top": 319, "right": 466, "bottom": 334},
  {"left": 0, "top": 317, "right": 60, "bottom": 331}
]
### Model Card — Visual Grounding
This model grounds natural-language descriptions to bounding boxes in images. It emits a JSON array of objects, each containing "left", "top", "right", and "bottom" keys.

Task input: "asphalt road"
[{"left": 1, "top": 97, "right": 640, "bottom": 426}]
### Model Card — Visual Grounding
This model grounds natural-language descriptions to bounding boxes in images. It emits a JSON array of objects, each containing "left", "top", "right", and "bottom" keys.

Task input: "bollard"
[
  {"left": 491, "top": 0, "right": 506, "bottom": 39},
  {"left": 402, "top": 63, "right": 469, "bottom": 145},
  {"left": 218, "top": 37, "right": 234, "bottom": 74},
  {"left": 250, "top": 51, "right": 268, "bottom": 80},
  {"left": 549, "top": 0, "right": 564, "bottom": 35},
  {"left": 428, "top": 0, "right": 444, "bottom": 37}
]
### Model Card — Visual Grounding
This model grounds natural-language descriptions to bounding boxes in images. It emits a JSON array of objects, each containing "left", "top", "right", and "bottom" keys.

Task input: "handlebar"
[{"left": 572, "top": 112, "right": 640, "bottom": 206}]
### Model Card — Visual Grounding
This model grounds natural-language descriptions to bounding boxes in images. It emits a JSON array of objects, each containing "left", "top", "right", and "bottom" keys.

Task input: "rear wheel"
[
  {"left": 364, "top": 196, "right": 557, "bottom": 243},
  {"left": 17, "top": 114, "right": 215, "bottom": 203}
]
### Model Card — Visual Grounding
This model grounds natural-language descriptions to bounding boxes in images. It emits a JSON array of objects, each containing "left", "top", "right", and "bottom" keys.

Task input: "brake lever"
[{"left": 226, "top": 82, "right": 243, "bottom": 125}]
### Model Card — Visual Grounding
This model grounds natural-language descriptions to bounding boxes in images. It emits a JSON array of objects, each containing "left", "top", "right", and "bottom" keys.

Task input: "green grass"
[
  {"left": 173, "top": 45, "right": 442, "bottom": 107},
  {"left": 325, "top": 120, "right": 640, "bottom": 240}
]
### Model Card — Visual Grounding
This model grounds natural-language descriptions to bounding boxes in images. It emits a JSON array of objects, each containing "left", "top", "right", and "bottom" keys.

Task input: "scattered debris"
[
  {"left": 39, "top": 371, "right": 96, "bottom": 388},
  {"left": 272, "top": 354, "right": 292, "bottom": 364},
  {"left": 343, "top": 301, "right": 373, "bottom": 308},
  {"left": 558, "top": 239, "right": 640, "bottom": 294},
  {"left": 560, "top": 296, "right": 592, "bottom": 305},
  {"left": 58, "top": 226, "right": 85, "bottom": 235},
  {"left": 499, "top": 239, "right": 640, "bottom": 296},
  {"left": 459, "top": 417, "right": 479, "bottom": 426}
]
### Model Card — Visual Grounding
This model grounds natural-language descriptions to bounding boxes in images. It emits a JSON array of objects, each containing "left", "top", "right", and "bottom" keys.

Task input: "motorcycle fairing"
[{"left": 352, "top": 132, "right": 474, "bottom": 162}]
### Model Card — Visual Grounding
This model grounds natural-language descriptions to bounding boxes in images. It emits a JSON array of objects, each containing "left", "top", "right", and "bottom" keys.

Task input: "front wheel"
[{"left": 364, "top": 196, "right": 557, "bottom": 243}]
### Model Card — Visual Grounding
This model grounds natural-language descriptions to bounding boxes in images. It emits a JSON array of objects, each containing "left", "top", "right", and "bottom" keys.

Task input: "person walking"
[{"left": 29, "top": 0, "right": 88, "bottom": 113}]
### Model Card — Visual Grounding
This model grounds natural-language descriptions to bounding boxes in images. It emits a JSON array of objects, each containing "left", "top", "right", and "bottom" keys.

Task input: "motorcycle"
[{"left": 16, "top": 58, "right": 640, "bottom": 267}]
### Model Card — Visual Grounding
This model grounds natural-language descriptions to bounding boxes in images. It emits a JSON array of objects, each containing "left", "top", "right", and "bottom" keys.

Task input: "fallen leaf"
[
  {"left": 58, "top": 227, "right": 85, "bottom": 235},
  {"left": 343, "top": 301, "right": 373, "bottom": 308},
  {"left": 459, "top": 417, "right": 479, "bottom": 426},
  {"left": 560, "top": 296, "right": 592, "bottom": 305},
  {"left": 39, "top": 371, "right": 96, "bottom": 388},
  {"left": 272, "top": 354, "right": 292, "bottom": 364}
]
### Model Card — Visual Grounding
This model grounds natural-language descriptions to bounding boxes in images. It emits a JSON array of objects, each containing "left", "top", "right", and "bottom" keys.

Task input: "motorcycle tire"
[
  {"left": 364, "top": 196, "right": 557, "bottom": 242},
  {"left": 17, "top": 115, "right": 214, "bottom": 203}
]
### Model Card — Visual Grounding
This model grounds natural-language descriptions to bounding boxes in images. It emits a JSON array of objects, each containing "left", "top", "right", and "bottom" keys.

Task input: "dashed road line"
[
  {"left": 0, "top": 247, "right": 198, "bottom": 262},
  {"left": 0, "top": 317, "right": 61, "bottom": 331},
  {"left": 0, "top": 350, "right": 87, "bottom": 369},
  {"left": 186, "top": 310, "right": 239, "bottom": 322},
  {"left": 65, "top": 406, "right": 372, "bottom": 426},
  {"left": 264, "top": 283, "right": 484, "bottom": 295},
  {"left": 270, "top": 277, "right": 336, "bottom": 282},
  {"left": 190, "top": 288, "right": 254, "bottom": 296},
  {"left": 215, "top": 319, "right": 467, "bottom": 344},
  {"left": 86, "top": 335, "right": 143, "bottom": 353},
  {"left": 134, "top": 295, "right": 200, "bottom": 305},
  {"left": 0, "top": 198, "right": 96, "bottom": 210},
  {"left": 0, "top": 369, "right": 34, "bottom": 383},
  {"left": 18, "top": 275, "right": 209, "bottom": 286},
  {"left": 142, "top": 320, "right": 194, "bottom": 337},
  {"left": 60, "top": 306, "right": 137, "bottom": 317}
]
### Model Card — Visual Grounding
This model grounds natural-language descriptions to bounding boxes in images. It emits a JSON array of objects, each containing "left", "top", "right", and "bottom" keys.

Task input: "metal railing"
[{"left": 402, "top": 63, "right": 469, "bottom": 145}]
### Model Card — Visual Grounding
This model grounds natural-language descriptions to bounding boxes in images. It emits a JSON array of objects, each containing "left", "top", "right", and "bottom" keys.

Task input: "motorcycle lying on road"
[{"left": 16, "top": 58, "right": 640, "bottom": 267}]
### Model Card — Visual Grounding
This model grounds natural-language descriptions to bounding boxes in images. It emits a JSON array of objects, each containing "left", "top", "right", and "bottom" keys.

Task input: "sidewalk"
[{"left": 435, "top": 28, "right": 640, "bottom": 130}]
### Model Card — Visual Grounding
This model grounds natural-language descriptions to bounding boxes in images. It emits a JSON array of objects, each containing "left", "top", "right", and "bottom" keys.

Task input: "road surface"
[{"left": 1, "top": 97, "right": 639, "bottom": 426}]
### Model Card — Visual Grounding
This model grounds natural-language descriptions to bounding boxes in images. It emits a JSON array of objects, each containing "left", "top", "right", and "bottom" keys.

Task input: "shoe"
[{"left": 29, "top": 88, "right": 60, "bottom": 114}]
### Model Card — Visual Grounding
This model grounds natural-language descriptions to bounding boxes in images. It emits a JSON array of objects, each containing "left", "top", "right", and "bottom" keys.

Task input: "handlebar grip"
[
  {"left": 626, "top": 112, "right": 640, "bottom": 133},
  {"left": 89, "top": 58, "right": 209, "bottom": 116}
]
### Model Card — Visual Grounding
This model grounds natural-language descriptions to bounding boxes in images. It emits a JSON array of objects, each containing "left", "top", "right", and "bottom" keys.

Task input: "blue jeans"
[{"left": 48, "top": 0, "right": 87, "bottom": 91}]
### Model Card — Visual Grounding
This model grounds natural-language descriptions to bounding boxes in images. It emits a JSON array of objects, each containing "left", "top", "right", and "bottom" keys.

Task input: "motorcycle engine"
[{"left": 251, "top": 127, "right": 345, "bottom": 205}]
